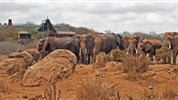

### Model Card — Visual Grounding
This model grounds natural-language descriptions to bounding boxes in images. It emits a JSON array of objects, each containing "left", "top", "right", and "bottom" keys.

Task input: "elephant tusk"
[
  {"left": 84, "top": 47, "right": 87, "bottom": 54},
  {"left": 135, "top": 49, "right": 138, "bottom": 54},
  {"left": 168, "top": 42, "right": 171, "bottom": 50},
  {"left": 126, "top": 49, "right": 129, "bottom": 54}
]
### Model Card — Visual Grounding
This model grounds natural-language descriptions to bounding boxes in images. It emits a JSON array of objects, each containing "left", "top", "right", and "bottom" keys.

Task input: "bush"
[
  {"left": 156, "top": 47, "right": 171, "bottom": 64},
  {"left": 0, "top": 41, "right": 25, "bottom": 55},
  {"left": 121, "top": 54, "right": 150, "bottom": 81},
  {"left": 122, "top": 54, "right": 150, "bottom": 74},
  {"left": 76, "top": 78, "right": 118, "bottom": 100},
  {"left": 93, "top": 52, "right": 111, "bottom": 68},
  {"left": 110, "top": 49, "right": 127, "bottom": 62},
  {"left": 0, "top": 26, "right": 18, "bottom": 41},
  {"left": 23, "top": 39, "right": 38, "bottom": 49}
]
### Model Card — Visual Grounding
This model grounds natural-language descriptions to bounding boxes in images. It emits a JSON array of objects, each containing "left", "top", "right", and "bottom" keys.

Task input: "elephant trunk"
[
  {"left": 42, "top": 38, "right": 49, "bottom": 51},
  {"left": 80, "top": 42, "right": 87, "bottom": 64},
  {"left": 128, "top": 44, "right": 137, "bottom": 55}
]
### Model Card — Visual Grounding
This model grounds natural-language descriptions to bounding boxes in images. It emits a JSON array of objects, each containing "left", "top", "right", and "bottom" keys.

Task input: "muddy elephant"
[
  {"left": 123, "top": 35, "right": 141, "bottom": 55},
  {"left": 93, "top": 33, "right": 123, "bottom": 62},
  {"left": 37, "top": 36, "right": 80, "bottom": 61},
  {"left": 137, "top": 39, "right": 162, "bottom": 61},
  {"left": 80, "top": 34, "right": 95, "bottom": 64},
  {"left": 162, "top": 32, "right": 178, "bottom": 65}
]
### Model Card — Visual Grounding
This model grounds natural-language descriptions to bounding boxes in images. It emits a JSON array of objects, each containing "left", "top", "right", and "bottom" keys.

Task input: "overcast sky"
[{"left": 0, "top": 1, "right": 178, "bottom": 33}]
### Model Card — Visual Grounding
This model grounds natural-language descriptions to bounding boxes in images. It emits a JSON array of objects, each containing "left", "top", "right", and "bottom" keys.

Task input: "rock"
[
  {"left": 24, "top": 48, "right": 41, "bottom": 62},
  {"left": 8, "top": 51, "right": 33, "bottom": 66},
  {"left": 0, "top": 51, "right": 33, "bottom": 82},
  {"left": 21, "top": 49, "right": 77, "bottom": 87}
]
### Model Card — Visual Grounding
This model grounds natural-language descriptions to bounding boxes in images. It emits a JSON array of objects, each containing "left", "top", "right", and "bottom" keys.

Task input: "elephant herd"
[{"left": 36, "top": 32, "right": 178, "bottom": 65}]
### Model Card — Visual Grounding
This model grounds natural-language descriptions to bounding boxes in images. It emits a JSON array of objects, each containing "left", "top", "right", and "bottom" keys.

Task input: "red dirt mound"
[{"left": 22, "top": 49, "right": 77, "bottom": 87}]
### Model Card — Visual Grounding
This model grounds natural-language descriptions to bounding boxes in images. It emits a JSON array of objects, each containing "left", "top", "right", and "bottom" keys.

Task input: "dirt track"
[{"left": 0, "top": 55, "right": 178, "bottom": 100}]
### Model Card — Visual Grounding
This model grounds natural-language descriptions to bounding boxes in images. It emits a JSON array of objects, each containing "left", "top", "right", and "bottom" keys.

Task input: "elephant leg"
[
  {"left": 172, "top": 49, "right": 177, "bottom": 65},
  {"left": 76, "top": 51, "right": 80, "bottom": 63},
  {"left": 90, "top": 53, "right": 94, "bottom": 63},
  {"left": 81, "top": 51, "right": 85, "bottom": 63},
  {"left": 93, "top": 52, "right": 98, "bottom": 63},
  {"left": 149, "top": 51, "right": 154, "bottom": 61},
  {"left": 88, "top": 54, "right": 91, "bottom": 64},
  {"left": 150, "top": 54, "right": 153, "bottom": 61}
]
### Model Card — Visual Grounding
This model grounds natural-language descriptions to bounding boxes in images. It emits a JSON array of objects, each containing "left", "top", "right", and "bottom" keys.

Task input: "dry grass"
[
  {"left": 24, "top": 40, "right": 38, "bottom": 49},
  {"left": 76, "top": 78, "right": 119, "bottom": 100},
  {"left": 156, "top": 47, "right": 171, "bottom": 64},
  {"left": 121, "top": 54, "right": 150, "bottom": 81},
  {"left": 0, "top": 41, "right": 24, "bottom": 55},
  {"left": 93, "top": 52, "right": 111, "bottom": 68},
  {"left": 162, "top": 87, "right": 177, "bottom": 99},
  {"left": 44, "top": 83, "right": 61, "bottom": 100},
  {"left": 0, "top": 41, "right": 38, "bottom": 55},
  {"left": 141, "top": 86, "right": 158, "bottom": 100},
  {"left": 0, "top": 79, "right": 12, "bottom": 94},
  {"left": 0, "top": 26, "right": 18, "bottom": 41},
  {"left": 42, "top": 76, "right": 61, "bottom": 100},
  {"left": 110, "top": 49, "right": 127, "bottom": 62},
  {"left": 122, "top": 54, "right": 150, "bottom": 74}
]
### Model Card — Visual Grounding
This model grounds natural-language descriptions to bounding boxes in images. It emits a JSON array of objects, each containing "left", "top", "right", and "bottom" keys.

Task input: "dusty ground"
[{"left": 0, "top": 55, "right": 178, "bottom": 100}]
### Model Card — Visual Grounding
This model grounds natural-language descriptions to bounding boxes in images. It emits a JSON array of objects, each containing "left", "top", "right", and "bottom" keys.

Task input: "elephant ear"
[
  {"left": 168, "top": 32, "right": 176, "bottom": 37},
  {"left": 117, "top": 33, "right": 123, "bottom": 39},
  {"left": 42, "top": 37, "right": 49, "bottom": 51},
  {"left": 167, "top": 32, "right": 178, "bottom": 40},
  {"left": 37, "top": 39, "right": 45, "bottom": 51},
  {"left": 145, "top": 41, "right": 152, "bottom": 52}
]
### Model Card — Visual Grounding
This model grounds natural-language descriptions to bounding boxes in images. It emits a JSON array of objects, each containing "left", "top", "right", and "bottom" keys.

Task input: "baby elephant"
[{"left": 137, "top": 39, "right": 162, "bottom": 61}]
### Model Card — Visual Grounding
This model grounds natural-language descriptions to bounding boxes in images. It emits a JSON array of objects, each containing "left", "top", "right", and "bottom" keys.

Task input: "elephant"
[
  {"left": 162, "top": 32, "right": 178, "bottom": 65},
  {"left": 37, "top": 36, "right": 80, "bottom": 61},
  {"left": 123, "top": 35, "right": 141, "bottom": 55},
  {"left": 93, "top": 33, "right": 123, "bottom": 62},
  {"left": 137, "top": 39, "right": 162, "bottom": 61},
  {"left": 80, "top": 34, "right": 95, "bottom": 64}
]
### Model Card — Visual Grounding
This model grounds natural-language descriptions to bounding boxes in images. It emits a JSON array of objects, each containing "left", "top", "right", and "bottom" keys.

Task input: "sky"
[{"left": 0, "top": 1, "right": 178, "bottom": 33}]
